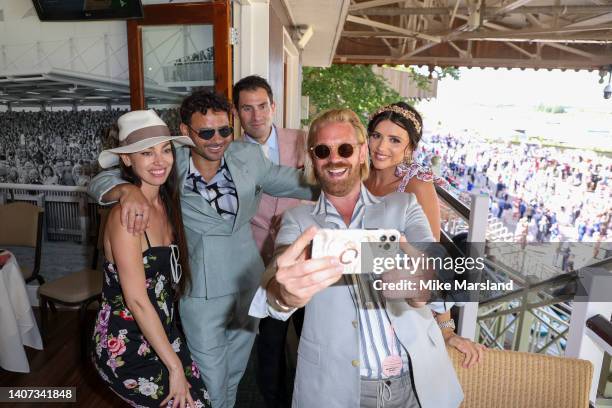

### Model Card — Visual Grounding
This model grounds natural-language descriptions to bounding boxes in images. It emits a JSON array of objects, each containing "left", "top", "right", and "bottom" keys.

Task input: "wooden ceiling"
[{"left": 335, "top": 0, "right": 612, "bottom": 70}]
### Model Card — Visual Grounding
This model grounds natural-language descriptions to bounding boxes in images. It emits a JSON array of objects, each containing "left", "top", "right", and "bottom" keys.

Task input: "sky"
[
  {"left": 415, "top": 67, "right": 612, "bottom": 149},
  {"left": 420, "top": 67, "right": 612, "bottom": 110}
]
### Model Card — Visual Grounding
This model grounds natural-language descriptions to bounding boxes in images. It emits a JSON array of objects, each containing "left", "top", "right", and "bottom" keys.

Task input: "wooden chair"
[
  {"left": 38, "top": 209, "right": 109, "bottom": 360},
  {"left": 0, "top": 202, "right": 44, "bottom": 284},
  {"left": 448, "top": 346, "right": 593, "bottom": 408}
]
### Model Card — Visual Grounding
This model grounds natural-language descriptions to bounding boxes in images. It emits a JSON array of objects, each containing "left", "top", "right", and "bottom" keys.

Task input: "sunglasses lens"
[
  {"left": 218, "top": 126, "right": 233, "bottom": 137},
  {"left": 197, "top": 126, "right": 233, "bottom": 140},
  {"left": 198, "top": 129, "right": 216, "bottom": 140},
  {"left": 313, "top": 145, "right": 331, "bottom": 160},
  {"left": 338, "top": 144, "right": 354, "bottom": 158}
]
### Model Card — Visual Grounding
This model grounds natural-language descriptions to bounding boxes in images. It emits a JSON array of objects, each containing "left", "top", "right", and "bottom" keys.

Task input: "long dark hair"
[{"left": 120, "top": 142, "right": 192, "bottom": 298}]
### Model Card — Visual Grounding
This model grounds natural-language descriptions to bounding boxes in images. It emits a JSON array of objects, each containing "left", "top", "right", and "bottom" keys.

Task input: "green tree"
[
  {"left": 302, "top": 64, "right": 404, "bottom": 125},
  {"left": 302, "top": 64, "right": 459, "bottom": 125}
]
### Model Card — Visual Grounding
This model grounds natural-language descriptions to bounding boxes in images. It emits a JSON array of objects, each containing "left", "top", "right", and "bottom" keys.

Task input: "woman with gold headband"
[{"left": 365, "top": 101, "right": 486, "bottom": 368}]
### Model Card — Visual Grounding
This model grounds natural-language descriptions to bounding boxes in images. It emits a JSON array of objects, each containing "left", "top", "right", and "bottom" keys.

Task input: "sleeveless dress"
[{"left": 91, "top": 233, "right": 211, "bottom": 408}]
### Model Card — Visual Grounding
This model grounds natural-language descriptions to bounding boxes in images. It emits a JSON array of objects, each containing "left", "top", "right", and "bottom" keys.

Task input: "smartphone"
[{"left": 311, "top": 229, "right": 401, "bottom": 274}]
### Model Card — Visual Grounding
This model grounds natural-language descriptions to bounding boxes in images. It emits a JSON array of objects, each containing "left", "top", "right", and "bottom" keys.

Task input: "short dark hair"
[
  {"left": 232, "top": 75, "right": 274, "bottom": 109},
  {"left": 180, "top": 90, "right": 232, "bottom": 125}
]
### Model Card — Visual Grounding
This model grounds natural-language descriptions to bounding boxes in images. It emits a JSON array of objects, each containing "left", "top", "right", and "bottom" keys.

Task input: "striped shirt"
[{"left": 313, "top": 186, "right": 410, "bottom": 379}]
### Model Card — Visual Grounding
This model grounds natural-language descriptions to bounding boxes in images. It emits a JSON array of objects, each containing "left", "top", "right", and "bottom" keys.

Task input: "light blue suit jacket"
[
  {"left": 88, "top": 141, "right": 317, "bottom": 299},
  {"left": 253, "top": 190, "right": 464, "bottom": 408}
]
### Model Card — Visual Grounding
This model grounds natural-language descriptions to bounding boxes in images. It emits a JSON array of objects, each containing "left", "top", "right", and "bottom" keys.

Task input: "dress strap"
[{"left": 143, "top": 231, "right": 152, "bottom": 249}]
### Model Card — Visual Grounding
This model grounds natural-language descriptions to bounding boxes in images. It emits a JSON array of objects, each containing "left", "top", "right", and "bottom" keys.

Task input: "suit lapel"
[
  {"left": 224, "top": 149, "right": 249, "bottom": 232},
  {"left": 363, "top": 201, "right": 387, "bottom": 229},
  {"left": 311, "top": 212, "right": 334, "bottom": 228},
  {"left": 277, "top": 127, "right": 294, "bottom": 167}
]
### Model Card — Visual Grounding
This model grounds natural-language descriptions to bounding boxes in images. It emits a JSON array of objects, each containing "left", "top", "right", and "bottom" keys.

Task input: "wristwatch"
[{"left": 438, "top": 319, "right": 456, "bottom": 330}]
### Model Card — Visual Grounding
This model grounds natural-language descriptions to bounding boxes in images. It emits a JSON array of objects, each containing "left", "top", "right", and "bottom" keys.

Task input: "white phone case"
[{"left": 311, "top": 229, "right": 401, "bottom": 274}]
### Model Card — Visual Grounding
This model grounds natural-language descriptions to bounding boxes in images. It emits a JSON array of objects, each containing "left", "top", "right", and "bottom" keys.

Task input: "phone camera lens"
[
  {"left": 380, "top": 235, "right": 387, "bottom": 242},
  {"left": 383, "top": 243, "right": 391, "bottom": 250},
  {"left": 389, "top": 235, "right": 396, "bottom": 242}
]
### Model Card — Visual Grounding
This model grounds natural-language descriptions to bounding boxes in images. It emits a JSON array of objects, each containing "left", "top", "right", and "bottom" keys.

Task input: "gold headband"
[{"left": 370, "top": 105, "right": 422, "bottom": 134}]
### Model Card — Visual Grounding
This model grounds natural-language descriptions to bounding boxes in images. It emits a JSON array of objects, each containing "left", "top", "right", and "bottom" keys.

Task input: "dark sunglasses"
[
  {"left": 188, "top": 125, "right": 233, "bottom": 140},
  {"left": 310, "top": 143, "right": 360, "bottom": 160}
]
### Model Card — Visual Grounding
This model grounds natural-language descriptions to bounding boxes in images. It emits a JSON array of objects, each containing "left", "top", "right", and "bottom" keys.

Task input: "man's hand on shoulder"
[
  {"left": 267, "top": 226, "right": 343, "bottom": 309},
  {"left": 117, "top": 184, "right": 150, "bottom": 235}
]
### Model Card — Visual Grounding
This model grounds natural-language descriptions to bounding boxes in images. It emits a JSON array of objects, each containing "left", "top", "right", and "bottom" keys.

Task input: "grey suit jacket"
[
  {"left": 88, "top": 141, "right": 317, "bottom": 299},
  {"left": 255, "top": 190, "right": 463, "bottom": 408}
]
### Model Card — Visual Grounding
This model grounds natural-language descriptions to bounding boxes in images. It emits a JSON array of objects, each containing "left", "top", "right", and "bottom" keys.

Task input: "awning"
[
  {"left": 0, "top": 68, "right": 184, "bottom": 108},
  {"left": 334, "top": 0, "right": 612, "bottom": 70}
]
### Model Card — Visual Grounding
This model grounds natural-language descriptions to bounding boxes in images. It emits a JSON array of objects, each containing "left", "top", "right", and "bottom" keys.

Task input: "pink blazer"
[{"left": 250, "top": 127, "right": 306, "bottom": 265}]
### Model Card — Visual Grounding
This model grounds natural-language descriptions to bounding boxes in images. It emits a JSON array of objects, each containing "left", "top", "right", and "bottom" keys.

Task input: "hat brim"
[{"left": 98, "top": 136, "right": 195, "bottom": 169}]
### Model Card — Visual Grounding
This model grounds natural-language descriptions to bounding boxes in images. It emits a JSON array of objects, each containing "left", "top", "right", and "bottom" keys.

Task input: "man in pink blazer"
[{"left": 233, "top": 75, "right": 306, "bottom": 408}]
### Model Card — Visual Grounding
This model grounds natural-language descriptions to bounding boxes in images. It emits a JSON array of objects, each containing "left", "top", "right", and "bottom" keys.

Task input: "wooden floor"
[
  {"left": 0, "top": 309, "right": 267, "bottom": 408},
  {"left": 0, "top": 309, "right": 125, "bottom": 407}
]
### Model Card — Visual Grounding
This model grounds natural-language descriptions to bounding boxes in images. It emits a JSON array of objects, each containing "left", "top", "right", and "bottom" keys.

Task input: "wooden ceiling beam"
[
  {"left": 492, "top": 0, "right": 536, "bottom": 16},
  {"left": 525, "top": 13, "right": 544, "bottom": 28},
  {"left": 544, "top": 42, "right": 598, "bottom": 59},
  {"left": 333, "top": 54, "right": 611, "bottom": 69},
  {"left": 346, "top": 14, "right": 442, "bottom": 42},
  {"left": 565, "top": 12, "right": 612, "bottom": 28},
  {"left": 349, "top": 0, "right": 408, "bottom": 12},
  {"left": 353, "top": 5, "right": 612, "bottom": 16},
  {"left": 504, "top": 41, "right": 537, "bottom": 58}
]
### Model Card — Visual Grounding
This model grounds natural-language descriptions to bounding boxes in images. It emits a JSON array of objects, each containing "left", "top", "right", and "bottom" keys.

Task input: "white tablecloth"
[{"left": 0, "top": 251, "right": 43, "bottom": 372}]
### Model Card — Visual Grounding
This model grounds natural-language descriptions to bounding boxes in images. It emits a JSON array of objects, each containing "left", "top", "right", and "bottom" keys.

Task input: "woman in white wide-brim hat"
[{"left": 91, "top": 110, "right": 211, "bottom": 408}]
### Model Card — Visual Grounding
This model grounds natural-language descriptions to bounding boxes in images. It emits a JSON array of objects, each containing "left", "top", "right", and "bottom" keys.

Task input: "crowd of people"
[
  {"left": 173, "top": 47, "right": 215, "bottom": 65},
  {"left": 0, "top": 109, "right": 125, "bottom": 186},
  {"left": 0, "top": 108, "right": 181, "bottom": 187},
  {"left": 418, "top": 134, "right": 611, "bottom": 243}
]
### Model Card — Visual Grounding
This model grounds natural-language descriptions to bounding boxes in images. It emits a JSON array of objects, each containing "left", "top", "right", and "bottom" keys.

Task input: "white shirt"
[{"left": 244, "top": 126, "right": 280, "bottom": 165}]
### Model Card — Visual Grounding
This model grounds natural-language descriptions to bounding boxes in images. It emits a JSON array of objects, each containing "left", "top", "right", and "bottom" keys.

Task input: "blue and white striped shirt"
[{"left": 313, "top": 186, "right": 410, "bottom": 379}]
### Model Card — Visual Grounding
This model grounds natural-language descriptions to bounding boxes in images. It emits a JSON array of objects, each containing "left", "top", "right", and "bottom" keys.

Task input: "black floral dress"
[{"left": 92, "top": 234, "right": 211, "bottom": 408}]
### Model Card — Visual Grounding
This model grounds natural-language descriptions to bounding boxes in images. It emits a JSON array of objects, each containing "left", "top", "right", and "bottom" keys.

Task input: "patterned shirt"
[
  {"left": 313, "top": 186, "right": 410, "bottom": 379},
  {"left": 185, "top": 154, "right": 238, "bottom": 222}
]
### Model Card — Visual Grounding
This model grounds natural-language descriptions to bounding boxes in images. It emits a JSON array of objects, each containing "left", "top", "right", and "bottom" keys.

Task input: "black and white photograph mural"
[{"left": 0, "top": 1, "right": 213, "bottom": 187}]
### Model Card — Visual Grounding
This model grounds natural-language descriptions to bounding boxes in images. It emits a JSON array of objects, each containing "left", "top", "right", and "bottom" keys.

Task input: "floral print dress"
[
  {"left": 92, "top": 233, "right": 211, "bottom": 408},
  {"left": 395, "top": 161, "right": 449, "bottom": 192}
]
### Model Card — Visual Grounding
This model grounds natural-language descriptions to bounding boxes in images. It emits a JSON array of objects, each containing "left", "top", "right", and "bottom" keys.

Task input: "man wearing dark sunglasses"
[
  {"left": 250, "top": 108, "right": 463, "bottom": 408},
  {"left": 88, "top": 90, "right": 317, "bottom": 408},
  {"left": 233, "top": 75, "right": 307, "bottom": 408}
]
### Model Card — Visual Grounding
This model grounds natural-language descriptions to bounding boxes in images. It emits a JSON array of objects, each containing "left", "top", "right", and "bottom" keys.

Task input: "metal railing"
[
  {"left": 0, "top": 183, "right": 98, "bottom": 242},
  {"left": 162, "top": 60, "right": 214, "bottom": 83}
]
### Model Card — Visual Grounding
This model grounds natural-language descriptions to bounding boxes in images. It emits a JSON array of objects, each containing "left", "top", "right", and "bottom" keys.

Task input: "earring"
[{"left": 402, "top": 153, "right": 413, "bottom": 166}]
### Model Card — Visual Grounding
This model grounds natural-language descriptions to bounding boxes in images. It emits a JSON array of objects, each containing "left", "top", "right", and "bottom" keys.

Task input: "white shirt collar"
[
  {"left": 312, "top": 183, "right": 381, "bottom": 217},
  {"left": 244, "top": 125, "right": 278, "bottom": 152}
]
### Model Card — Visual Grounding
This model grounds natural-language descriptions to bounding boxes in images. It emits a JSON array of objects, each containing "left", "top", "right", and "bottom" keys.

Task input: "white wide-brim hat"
[{"left": 98, "top": 109, "right": 194, "bottom": 169}]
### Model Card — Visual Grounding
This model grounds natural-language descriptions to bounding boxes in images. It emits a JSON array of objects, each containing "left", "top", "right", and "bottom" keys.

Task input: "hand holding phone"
[{"left": 311, "top": 229, "right": 401, "bottom": 274}]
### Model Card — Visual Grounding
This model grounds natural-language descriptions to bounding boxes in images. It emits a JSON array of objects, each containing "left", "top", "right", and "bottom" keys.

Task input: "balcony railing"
[{"left": 0, "top": 183, "right": 98, "bottom": 242}]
